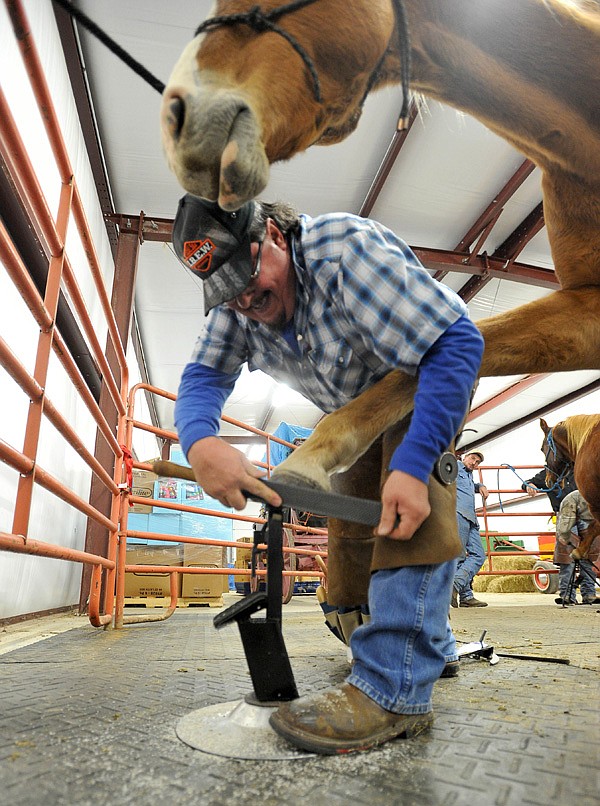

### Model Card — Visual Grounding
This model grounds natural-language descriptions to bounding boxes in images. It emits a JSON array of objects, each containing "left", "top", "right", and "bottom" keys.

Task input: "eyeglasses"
[
  {"left": 249, "top": 240, "right": 264, "bottom": 284},
  {"left": 226, "top": 240, "right": 264, "bottom": 309}
]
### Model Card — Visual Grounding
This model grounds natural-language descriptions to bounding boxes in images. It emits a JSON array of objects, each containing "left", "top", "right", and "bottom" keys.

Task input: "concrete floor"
[{"left": 1, "top": 592, "right": 599, "bottom": 805}]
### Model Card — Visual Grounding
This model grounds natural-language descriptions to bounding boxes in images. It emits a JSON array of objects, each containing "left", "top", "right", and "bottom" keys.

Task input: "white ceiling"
[{"left": 67, "top": 0, "right": 599, "bottom": 457}]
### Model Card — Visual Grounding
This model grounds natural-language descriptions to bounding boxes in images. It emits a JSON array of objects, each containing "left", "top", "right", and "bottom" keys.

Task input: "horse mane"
[{"left": 560, "top": 414, "right": 600, "bottom": 454}]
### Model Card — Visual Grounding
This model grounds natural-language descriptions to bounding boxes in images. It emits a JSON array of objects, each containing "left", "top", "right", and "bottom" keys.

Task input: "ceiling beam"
[
  {"left": 435, "top": 159, "right": 537, "bottom": 283},
  {"left": 358, "top": 104, "right": 419, "bottom": 217},
  {"left": 454, "top": 199, "right": 546, "bottom": 298},
  {"left": 461, "top": 377, "right": 600, "bottom": 452},
  {"left": 413, "top": 247, "right": 557, "bottom": 288},
  {"left": 53, "top": 2, "right": 117, "bottom": 253},
  {"left": 493, "top": 202, "right": 545, "bottom": 262},
  {"left": 109, "top": 214, "right": 559, "bottom": 290},
  {"left": 468, "top": 374, "right": 551, "bottom": 420},
  {"left": 455, "top": 159, "right": 536, "bottom": 253}
]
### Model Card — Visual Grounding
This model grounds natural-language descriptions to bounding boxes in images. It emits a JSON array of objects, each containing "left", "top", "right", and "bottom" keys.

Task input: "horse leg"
[
  {"left": 478, "top": 286, "right": 600, "bottom": 376},
  {"left": 479, "top": 166, "right": 600, "bottom": 374},
  {"left": 273, "top": 373, "right": 418, "bottom": 489},
  {"left": 571, "top": 520, "right": 600, "bottom": 561}
]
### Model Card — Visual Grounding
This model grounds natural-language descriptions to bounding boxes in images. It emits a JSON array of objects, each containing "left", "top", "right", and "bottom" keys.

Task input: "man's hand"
[
  {"left": 187, "top": 437, "right": 282, "bottom": 510},
  {"left": 525, "top": 484, "right": 538, "bottom": 497},
  {"left": 376, "top": 470, "right": 430, "bottom": 540},
  {"left": 479, "top": 484, "right": 489, "bottom": 501}
]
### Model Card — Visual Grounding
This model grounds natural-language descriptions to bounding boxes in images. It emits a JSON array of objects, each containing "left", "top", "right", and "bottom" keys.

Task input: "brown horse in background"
[
  {"left": 540, "top": 415, "right": 600, "bottom": 560},
  {"left": 161, "top": 0, "right": 600, "bottom": 489}
]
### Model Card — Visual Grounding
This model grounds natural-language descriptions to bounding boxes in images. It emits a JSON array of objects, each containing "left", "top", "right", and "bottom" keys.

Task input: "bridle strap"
[
  {"left": 195, "top": 1, "right": 324, "bottom": 102},
  {"left": 52, "top": 0, "right": 166, "bottom": 93},
  {"left": 543, "top": 427, "right": 573, "bottom": 492},
  {"left": 195, "top": 0, "right": 411, "bottom": 123}
]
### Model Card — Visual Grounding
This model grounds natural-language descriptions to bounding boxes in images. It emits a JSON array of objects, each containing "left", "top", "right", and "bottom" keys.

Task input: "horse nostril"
[{"left": 167, "top": 97, "right": 186, "bottom": 140}]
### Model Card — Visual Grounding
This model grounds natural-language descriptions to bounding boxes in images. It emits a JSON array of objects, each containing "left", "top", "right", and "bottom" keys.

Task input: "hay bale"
[{"left": 472, "top": 555, "right": 537, "bottom": 593}]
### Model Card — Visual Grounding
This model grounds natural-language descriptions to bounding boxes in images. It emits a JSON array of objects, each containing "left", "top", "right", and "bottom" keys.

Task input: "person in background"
[
  {"left": 452, "top": 451, "right": 489, "bottom": 608},
  {"left": 554, "top": 490, "right": 600, "bottom": 606},
  {"left": 173, "top": 194, "right": 483, "bottom": 754},
  {"left": 521, "top": 466, "right": 577, "bottom": 515}
]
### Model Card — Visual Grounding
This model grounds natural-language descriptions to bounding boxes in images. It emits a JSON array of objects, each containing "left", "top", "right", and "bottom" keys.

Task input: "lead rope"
[
  {"left": 497, "top": 462, "right": 571, "bottom": 513},
  {"left": 52, "top": 0, "right": 166, "bottom": 93},
  {"left": 194, "top": 0, "right": 324, "bottom": 103}
]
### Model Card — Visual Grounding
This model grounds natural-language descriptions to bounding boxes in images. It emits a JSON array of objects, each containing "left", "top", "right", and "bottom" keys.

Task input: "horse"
[
  {"left": 161, "top": 0, "right": 600, "bottom": 490},
  {"left": 540, "top": 415, "right": 600, "bottom": 560}
]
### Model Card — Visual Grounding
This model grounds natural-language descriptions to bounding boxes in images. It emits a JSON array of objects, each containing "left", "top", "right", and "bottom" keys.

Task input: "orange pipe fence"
[
  {"left": 113, "top": 382, "right": 328, "bottom": 627},
  {"left": 472, "top": 464, "right": 558, "bottom": 579},
  {"left": 1, "top": 0, "right": 129, "bottom": 627}
]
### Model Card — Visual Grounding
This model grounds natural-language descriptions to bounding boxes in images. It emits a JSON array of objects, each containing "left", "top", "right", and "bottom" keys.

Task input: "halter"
[
  {"left": 542, "top": 427, "right": 572, "bottom": 493},
  {"left": 194, "top": 0, "right": 412, "bottom": 127}
]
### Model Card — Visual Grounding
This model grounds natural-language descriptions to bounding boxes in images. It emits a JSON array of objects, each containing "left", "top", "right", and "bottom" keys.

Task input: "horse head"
[
  {"left": 160, "top": 0, "right": 398, "bottom": 209},
  {"left": 539, "top": 418, "right": 572, "bottom": 488}
]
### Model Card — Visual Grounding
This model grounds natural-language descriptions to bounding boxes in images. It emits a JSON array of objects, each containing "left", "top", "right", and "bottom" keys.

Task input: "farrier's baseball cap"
[{"left": 172, "top": 194, "right": 256, "bottom": 314}]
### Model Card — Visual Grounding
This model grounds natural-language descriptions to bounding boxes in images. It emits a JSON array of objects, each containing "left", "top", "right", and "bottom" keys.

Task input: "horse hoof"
[{"left": 270, "top": 470, "right": 330, "bottom": 492}]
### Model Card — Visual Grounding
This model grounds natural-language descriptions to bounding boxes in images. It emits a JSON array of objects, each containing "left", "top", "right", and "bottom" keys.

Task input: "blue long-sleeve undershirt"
[
  {"left": 388, "top": 315, "right": 483, "bottom": 481},
  {"left": 174, "top": 315, "right": 483, "bottom": 483}
]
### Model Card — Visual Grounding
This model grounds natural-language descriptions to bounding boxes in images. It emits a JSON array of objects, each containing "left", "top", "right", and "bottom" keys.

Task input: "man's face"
[
  {"left": 225, "top": 219, "right": 296, "bottom": 329},
  {"left": 463, "top": 453, "right": 483, "bottom": 471}
]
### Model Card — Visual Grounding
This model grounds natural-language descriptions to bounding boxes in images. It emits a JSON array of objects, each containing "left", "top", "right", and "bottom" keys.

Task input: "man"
[
  {"left": 452, "top": 452, "right": 489, "bottom": 607},
  {"left": 521, "top": 467, "right": 577, "bottom": 515},
  {"left": 173, "top": 195, "right": 484, "bottom": 754},
  {"left": 554, "top": 490, "right": 600, "bottom": 606}
]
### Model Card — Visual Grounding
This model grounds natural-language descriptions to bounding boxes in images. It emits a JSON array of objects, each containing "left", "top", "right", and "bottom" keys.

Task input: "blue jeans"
[
  {"left": 347, "top": 559, "right": 457, "bottom": 715},
  {"left": 454, "top": 513, "right": 485, "bottom": 601},
  {"left": 559, "top": 560, "right": 598, "bottom": 601}
]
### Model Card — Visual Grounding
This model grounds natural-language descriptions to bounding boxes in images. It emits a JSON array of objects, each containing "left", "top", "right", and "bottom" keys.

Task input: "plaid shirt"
[{"left": 190, "top": 212, "right": 467, "bottom": 413}]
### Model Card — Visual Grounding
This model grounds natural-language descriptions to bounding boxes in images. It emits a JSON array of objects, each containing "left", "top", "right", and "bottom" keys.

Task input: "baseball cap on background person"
[{"left": 172, "top": 194, "right": 256, "bottom": 314}]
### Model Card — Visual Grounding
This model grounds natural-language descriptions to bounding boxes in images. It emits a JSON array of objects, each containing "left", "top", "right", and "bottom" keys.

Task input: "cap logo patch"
[{"left": 183, "top": 238, "right": 215, "bottom": 273}]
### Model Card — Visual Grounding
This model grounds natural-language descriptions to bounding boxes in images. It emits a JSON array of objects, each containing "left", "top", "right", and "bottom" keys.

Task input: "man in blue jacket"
[
  {"left": 452, "top": 451, "right": 489, "bottom": 607},
  {"left": 173, "top": 194, "right": 484, "bottom": 754}
]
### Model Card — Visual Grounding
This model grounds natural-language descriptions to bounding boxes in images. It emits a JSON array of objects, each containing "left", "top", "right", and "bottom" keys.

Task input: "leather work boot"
[
  {"left": 269, "top": 682, "right": 433, "bottom": 755},
  {"left": 450, "top": 588, "right": 458, "bottom": 608},
  {"left": 440, "top": 660, "right": 460, "bottom": 678},
  {"left": 460, "top": 597, "right": 488, "bottom": 607}
]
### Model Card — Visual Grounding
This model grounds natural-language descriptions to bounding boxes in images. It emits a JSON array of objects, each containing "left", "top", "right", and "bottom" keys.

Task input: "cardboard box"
[
  {"left": 183, "top": 542, "right": 226, "bottom": 568},
  {"left": 181, "top": 543, "right": 226, "bottom": 598},
  {"left": 182, "top": 565, "right": 223, "bottom": 598},
  {"left": 124, "top": 544, "right": 183, "bottom": 598},
  {"left": 234, "top": 536, "right": 253, "bottom": 583},
  {"left": 130, "top": 468, "right": 158, "bottom": 514}
]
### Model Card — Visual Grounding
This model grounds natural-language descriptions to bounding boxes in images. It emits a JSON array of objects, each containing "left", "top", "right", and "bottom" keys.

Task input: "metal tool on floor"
[
  {"left": 457, "top": 630, "right": 500, "bottom": 665},
  {"left": 458, "top": 630, "right": 571, "bottom": 666},
  {"left": 176, "top": 454, "right": 458, "bottom": 759}
]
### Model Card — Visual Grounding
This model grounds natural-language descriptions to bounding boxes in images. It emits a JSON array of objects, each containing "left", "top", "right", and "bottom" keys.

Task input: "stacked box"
[
  {"left": 234, "top": 536, "right": 253, "bottom": 583},
  {"left": 130, "top": 468, "right": 158, "bottom": 513},
  {"left": 181, "top": 543, "right": 226, "bottom": 598},
  {"left": 124, "top": 544, "right": 183, "bottom": 598}
]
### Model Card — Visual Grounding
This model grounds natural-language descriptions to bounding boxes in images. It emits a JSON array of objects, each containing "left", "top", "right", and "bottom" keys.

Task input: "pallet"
[{"left": 123, "top": 596, "right": 224, "bottom": 609}]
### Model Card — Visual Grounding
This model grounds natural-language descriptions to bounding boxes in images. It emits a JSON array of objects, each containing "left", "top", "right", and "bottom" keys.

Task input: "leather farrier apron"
[{"left": 327, "top": 414, "right": 462, "bottom": 606}]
